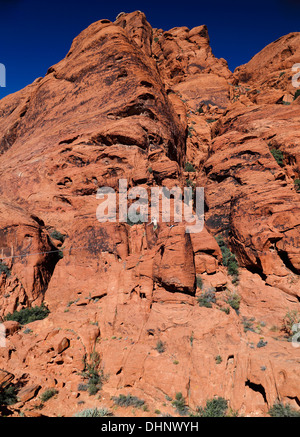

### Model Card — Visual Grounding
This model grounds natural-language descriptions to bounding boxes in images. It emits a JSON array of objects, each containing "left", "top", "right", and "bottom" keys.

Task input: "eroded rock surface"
[{"left": 0, "top": 11, "right": 299, "bottom": 417}]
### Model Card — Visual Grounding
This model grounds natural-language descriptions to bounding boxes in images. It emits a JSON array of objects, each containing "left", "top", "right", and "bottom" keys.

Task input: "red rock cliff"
[{"left": 0, "top": 11, "right": 299, "bottom": 417}]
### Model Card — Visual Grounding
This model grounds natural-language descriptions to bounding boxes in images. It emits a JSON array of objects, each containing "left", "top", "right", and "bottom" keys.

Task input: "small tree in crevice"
[
  {"left": 215, "top": 235, "right": 239, "bottom": 284},
  {"left": 81, "top": 351, "right": 104, "bottom": 396},
  {"left": 270, "top": 148, "right": 284, "bottom": 167}
]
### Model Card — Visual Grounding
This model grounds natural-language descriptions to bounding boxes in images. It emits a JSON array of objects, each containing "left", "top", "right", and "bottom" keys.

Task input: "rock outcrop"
[{"left": 0, "top": 11, "right": 299, "bottom": 417}]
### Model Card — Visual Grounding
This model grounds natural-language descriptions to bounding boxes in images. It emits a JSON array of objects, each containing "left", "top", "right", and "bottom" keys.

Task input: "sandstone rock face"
[
  {"left": 0, "top": 11, "right": 299, "bottom": 417},
  {"left": 17, "top": 384, "right": 41, "bottom": 403},
  {"left": 234, "top": 32, "right": 300, "bottom": 105}
]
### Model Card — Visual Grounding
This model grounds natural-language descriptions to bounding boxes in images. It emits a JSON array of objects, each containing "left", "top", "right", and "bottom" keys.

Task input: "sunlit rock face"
[{"left": 0, "top": 11, "right": 299, "bottom": 417}]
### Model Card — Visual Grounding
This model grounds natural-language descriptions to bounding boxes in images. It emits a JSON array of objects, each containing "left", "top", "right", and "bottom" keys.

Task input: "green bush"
[
  {"left": 282, "top": 310, "right": 300, "bottom": 338},
  {"left": 270, "top": 148, "right": 284, "bottom": 166},
  {"left": 257, "top": 339, "right": 268, "bottom": 348},
  {"left": 294, "top": 89, "right": 300, "bottom": 100},
  {"left": 195, "top": 397, "right": 228, "bottom": 417},
  {"left": 155, "top": 340, "right": 166, "bottom": 354},
  {"left": 74, "top": 407, "right": 113, "bottom": 417},
  {"left": 294, "top": 179, "right": 300, "bottom": 192},
  {"left": 0, "top": 261, "right": 11, "bottom": 277},
  {"left": 215, "top": 236, "right": 239, "bottom": 282},
  {"left": 268, "top": 402, "right": 300, "bottom": 417},
  {"left": 40, "top": 388, "right": 58, "bottom": 402},
  {"left": 184, "top": 162, "right": 196, "bottom": 172},
  {"left": 0, "top": 384, "right": 18, "bottom": 406},
  {"left": 227, "top": 259, "right": 239, "bottom": 278},
  {"left": 197, "top": 288, "right": 216, "bottom": 308},
  {"left": 112, "top": 394, "right": 145, "bottom": 409},
  {"left": 185, "top": 179, "right": 195, "bottom": 188},
  {"left": 172, "top": 392, "right": 189, "bottom": 416},
  {"left": 225, "top": 291, "right": 241, "bottom": 311},
  {"left": 196, "top": 276, "right": 203, "bottom": 289},
  {"left": 4, "top": 303, "right": 50, "bottom": 325},
  {"left": 50, "top": 229, "right": 66, "bottom": 243},
  {"left": 220, "top": 306, "right": 230, "bottom": 315},
  {"left": 242, "top": 316, "right": 255, "bottom": 333},
  {"left": 215, "top": 355, "right": 222, "bottom": 364},
  {"left": 81, "top": 352, "right": 104, "bottom": 396}
]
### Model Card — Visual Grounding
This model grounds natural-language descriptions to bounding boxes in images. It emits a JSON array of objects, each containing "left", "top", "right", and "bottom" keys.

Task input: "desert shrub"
[
  {"left": 216, "top": 235, "right": 233, "bottom": 264},
  {"left": 0, "top": 384, "right": 18, "bottom": 406},
  {"left": 227, "top": 259, "right": 239, "bottom": 279},
  {"left": 172, "top": 392, "right": 189, "bottom": 416},
  {"left": 185, "top": 179, "right": 195, "bottom": 188},
  {"left": 215, "top": 355, "right": 222, "bottom": 364},
  {"left": 195, "top": 397, "right": 228, "bottom": 417},
  {"left": 74, "top": 407, "right": 113, "bottom": 417},
  {"left": 197, "top": 288, "right": 216, "bottom": 308},
  {"left": 155, "top": 340, "right": 166, "bottom": 354},
  {"left": 50, "top": 229, "right": 66, "bottom": 243},
  {"left": 112, "top": 394, "right": 145, "bottom": 409},
  {"left": 81, "top": 352, "right": 104, "bottom": 396},
  {"left": 268, "top": 402, "right": 300, "bottom": 417},
  {"left": 257, "top": 339, "right": 268, "bottom": 348},
  {"left": 242, "top": 316, "right": 255, "bottom": 333},
  {"left": 184, "top": 162, "right": 196, "bottom": 172},
  {"left": 294, "top": 179, "right": 300, "bottom": 192},
  {"left": 196, "top": 276, "right": 203, "bottom": 289},
  {"left": 0, "top": 261, "right": 10, "bottom": 277},
  {"left": 282, "top": 310, "right": 300, "bottom": 338},
  {"left": 294, "top": 89, "right": 300, "bottom": 100},
  {"left": 215, "top": 236, "right": 239, "bottom": 282},
  {"left": 87, "top": 384, "right": 99, "bottom": 396},
  {"left": 270, "top": 148, "right": 284, "bottom": 166},
  {"left": 225, "top": 291, "right": 241, "bottom": 311},
  {"left": 40, "top": 388, "right": 58, "bottom": 402},
  {"left": 220, "top": 306, "right": 230, "bottom": 315},
  {"left": 4, "top": 303, "right": 50, "bottom": 325}
]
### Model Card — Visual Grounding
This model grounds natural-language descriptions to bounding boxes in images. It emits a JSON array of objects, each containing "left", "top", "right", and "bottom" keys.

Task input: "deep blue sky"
[{"left": 0, "top": 0, "right": 299, "bottom": 99}]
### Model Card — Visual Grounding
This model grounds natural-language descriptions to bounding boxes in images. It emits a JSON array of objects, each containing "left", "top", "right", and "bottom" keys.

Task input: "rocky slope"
[{"left": 0, "top": 11, "right": 299, "bottom": 417}]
